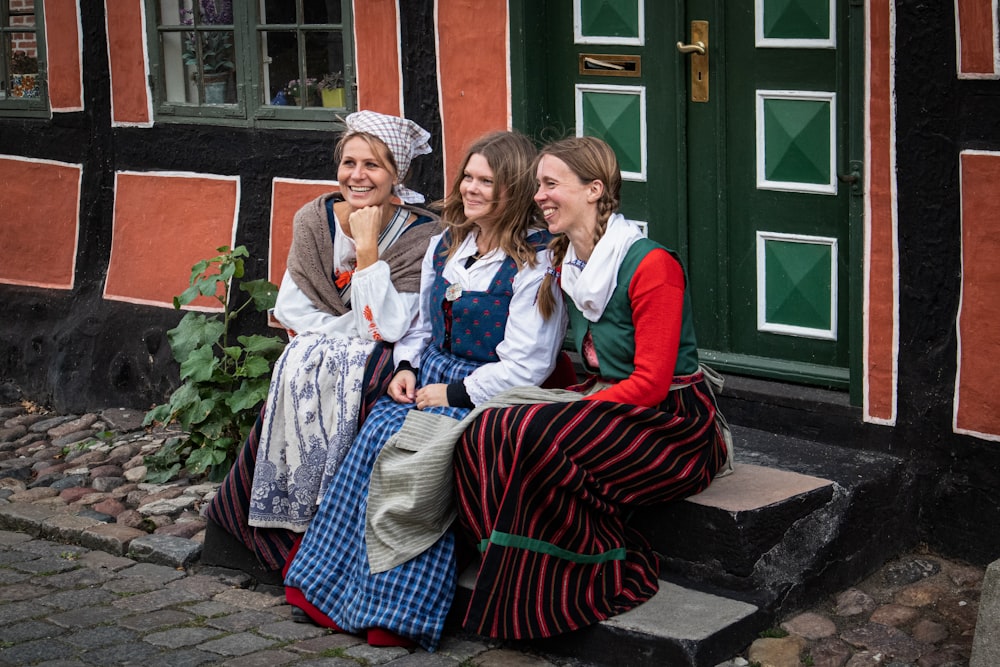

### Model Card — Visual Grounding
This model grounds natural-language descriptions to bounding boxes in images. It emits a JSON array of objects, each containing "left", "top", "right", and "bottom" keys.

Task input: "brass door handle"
[
  {"left": 676, "top": 41, "right": 706, "bottom": 55},
  {"left": 679, "top": 21, "right": 709, "bottom": 102}
]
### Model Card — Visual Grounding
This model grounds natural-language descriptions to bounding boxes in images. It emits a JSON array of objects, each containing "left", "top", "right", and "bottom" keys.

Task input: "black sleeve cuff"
[
  {"left": 447, "top": 381, "right": 474, "bottom": 409},
  {"left": 395, "top": 360, "right": 418, "bottom": 376}
]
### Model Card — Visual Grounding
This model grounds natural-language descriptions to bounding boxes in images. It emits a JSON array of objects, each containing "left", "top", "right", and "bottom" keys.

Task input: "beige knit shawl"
[{"left": 287, "top": 193, "right": 441, "bottom": 317}]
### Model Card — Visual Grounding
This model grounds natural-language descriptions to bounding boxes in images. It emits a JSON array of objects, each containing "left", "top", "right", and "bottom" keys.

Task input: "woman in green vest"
[{"left": 452, "top": 135, "right": 731, "bottom": 640}]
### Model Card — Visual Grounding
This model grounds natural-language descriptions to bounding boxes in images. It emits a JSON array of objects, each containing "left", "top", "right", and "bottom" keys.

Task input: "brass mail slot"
[{"left": 579, "top": 54, "right": 641, "bottom": 77}]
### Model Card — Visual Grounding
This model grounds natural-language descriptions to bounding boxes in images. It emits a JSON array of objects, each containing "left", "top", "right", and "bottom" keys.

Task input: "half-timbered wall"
[{"left": 1, "top": 0, "right": 999, "bottom": 565}]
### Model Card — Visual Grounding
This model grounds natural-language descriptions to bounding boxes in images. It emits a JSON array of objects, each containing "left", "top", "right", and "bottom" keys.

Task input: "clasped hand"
[{"left": 387, "top": 370, "right": 450, "bottom": 409}]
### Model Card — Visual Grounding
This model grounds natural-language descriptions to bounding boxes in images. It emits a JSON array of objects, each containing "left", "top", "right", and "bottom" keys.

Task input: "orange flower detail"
[
  {"left": 335, "top": 269, "right": 354, "bottom": 288},
  {"left": 363, "top": 305, "right": 382, "bottom": 341}
]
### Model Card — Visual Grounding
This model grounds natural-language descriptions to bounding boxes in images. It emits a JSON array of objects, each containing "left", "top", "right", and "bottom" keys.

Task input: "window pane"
[
  {"left": 3, "top": 6, "right": 42, "bottom": 102},
  {"left": 261, "top": 30, "right": 343, "bottom": 108},
  {"left": 261, "top": 0, "right": 297, "bottom": 25},
  {"left": 192, "top": 0, "right": 233, "bottom": 26},
  {"left": 7, "top": 1, "right": 36, "bottom": 27},
  {"left": 304, "top": 1, "right": 341, "bottom": 24},
  {"left": 261, "top": 30, "right": 297, "bottom": 105},
  {"left": 157, "top": 0, "right": 236, "bottom": 106},
  {"left": 307, "top": 31, "right": 344, "bottom": 108}
]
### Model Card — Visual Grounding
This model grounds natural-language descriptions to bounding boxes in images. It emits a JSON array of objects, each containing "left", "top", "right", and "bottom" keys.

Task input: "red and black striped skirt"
[{"left": 453, "top": 378, "right": 728, "bottom": 639}]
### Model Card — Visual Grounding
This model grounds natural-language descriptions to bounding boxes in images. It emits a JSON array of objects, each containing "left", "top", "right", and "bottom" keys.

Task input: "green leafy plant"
[
  {"left": 179, "top": 1, "right": 235, "bottom": 76},
  {"left": 319, "top": 72, "right": 344, "bottom": 90},
  {"left": 143, "top": 245, "right": 285, "bottom": 481}
]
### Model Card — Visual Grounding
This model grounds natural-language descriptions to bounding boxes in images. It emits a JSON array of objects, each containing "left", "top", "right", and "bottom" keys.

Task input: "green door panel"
[{"left": 512, "top": 0, "right": 859, "bottom": 391}]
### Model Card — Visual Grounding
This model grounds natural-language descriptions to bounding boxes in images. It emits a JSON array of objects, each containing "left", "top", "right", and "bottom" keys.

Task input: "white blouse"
[
  {"left": 394, "top": 231, "right": 568, "bottom": 406},
  {"left": 272, "top": 219, "right": 420, "bottom": 342}
]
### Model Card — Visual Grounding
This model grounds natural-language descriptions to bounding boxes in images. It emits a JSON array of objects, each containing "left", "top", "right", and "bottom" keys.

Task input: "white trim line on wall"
[
  {"left": 862, "top": 1, "right": 899, "bottom": 426},
  {"left": 952, "top": 149, "right": 1000, "bottom": 442},
  {"left": 46, "top": 0, "right": 85, "bottom": 112},
  {"left": 107, "top": 0, "right": 154, "bottom": 128},
  {"left": 105, "top": 170, "right": 240, "bottom": 310},
  {"left": 954, "top": 0, "right": 1000, "bottom": 79}
]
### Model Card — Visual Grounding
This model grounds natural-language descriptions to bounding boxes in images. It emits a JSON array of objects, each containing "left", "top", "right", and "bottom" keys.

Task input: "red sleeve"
[{"left": 584, "top": 248, "right": 685, "bottom": 407}]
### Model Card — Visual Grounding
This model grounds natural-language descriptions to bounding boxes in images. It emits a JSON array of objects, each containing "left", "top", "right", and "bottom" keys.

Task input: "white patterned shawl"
[{"left": 248, "top": 332, "right": 376, "bottom": 531}]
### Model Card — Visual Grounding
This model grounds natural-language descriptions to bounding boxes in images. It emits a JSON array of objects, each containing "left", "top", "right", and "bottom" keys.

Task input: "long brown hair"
[
  {"left": 536, "top": 136, "right": 622, "bottom": 319},
  {"left": 436, "top": 131, "right": 541, "bottom": 270}
]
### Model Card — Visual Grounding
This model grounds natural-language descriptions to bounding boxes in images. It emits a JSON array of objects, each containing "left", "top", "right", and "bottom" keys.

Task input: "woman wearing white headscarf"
[{"left": 204, "top": 111, "right": 440, "bottom": 572}]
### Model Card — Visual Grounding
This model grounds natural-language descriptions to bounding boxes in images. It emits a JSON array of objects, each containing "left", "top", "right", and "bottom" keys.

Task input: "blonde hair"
[
  {"left": 536, "top": 136, "right": 622, "bottom": 319},
  {"left": 333, "top": 131, "right": 399, "bottom": 182},
  {"left": 436, "top": 131, "right": 542, "bottom": 272}
]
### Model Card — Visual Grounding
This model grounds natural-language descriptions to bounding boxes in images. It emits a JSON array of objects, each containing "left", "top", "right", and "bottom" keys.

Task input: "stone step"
[
  {"left": 473, "top": 427, "right": 917, "bottom": 667},
  {"left": 450, "top": 463, "right": 833, "bottom": 667},
  {"left": 203, "top": 421, "right": 916, "bottom": 667},
  {"left": 454, "top": 566, "right": 763, "bottom": 667}
]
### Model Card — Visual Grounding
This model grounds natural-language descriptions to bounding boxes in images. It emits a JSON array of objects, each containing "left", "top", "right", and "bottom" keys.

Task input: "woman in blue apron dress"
[{"left": 283, "top": 130, "right": 568, "bottom": 651}]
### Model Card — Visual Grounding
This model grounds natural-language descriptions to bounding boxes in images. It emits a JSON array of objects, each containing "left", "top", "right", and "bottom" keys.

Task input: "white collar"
[{"left": 561, "top": 214, "right": 643, "bottom": 322}]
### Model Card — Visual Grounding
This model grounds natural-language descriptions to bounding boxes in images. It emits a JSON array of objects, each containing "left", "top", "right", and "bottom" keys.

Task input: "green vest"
[{"left": 566, "top": 238, "right": 700, "bottom": 379}]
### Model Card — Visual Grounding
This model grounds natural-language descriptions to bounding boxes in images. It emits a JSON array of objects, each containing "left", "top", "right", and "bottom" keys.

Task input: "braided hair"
[{"left": 535, "top": 136, "right": 622, "bottom": 320}]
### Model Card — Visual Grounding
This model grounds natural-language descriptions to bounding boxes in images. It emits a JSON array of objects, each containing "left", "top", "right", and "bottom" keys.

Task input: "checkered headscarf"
[{"left": 344, "top": 111, "right": 432, "bottom": 204}]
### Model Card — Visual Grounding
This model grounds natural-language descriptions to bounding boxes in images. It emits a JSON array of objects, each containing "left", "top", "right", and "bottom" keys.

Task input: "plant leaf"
[
  {"left": 168, "top": 313, "right": 224, "bottom": 362},
  {"left": 239, "top": 355, "right": 273, "bottom": 379},
  {"left": 179, "top": 344, "right": 219, "bottom": 383},
  {"left": 228, "top": 379, "right": 268, "bottom": 412},
  {"left": 240, "top": 279, "right": 280, "bottom": 312},
  {"left": 238, "top": 334, "right": 286, "bottom": 358}
]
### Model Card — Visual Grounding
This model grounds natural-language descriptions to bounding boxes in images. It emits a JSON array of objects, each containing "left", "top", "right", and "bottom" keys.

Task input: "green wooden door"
[{"left": 513, "top": 0, "right": 859, "bottom": 390}]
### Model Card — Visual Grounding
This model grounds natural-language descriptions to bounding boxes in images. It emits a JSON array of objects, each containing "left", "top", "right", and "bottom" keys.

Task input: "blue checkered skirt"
[{"left": 283, "top": 343, "right": 478, "bottom": 651}]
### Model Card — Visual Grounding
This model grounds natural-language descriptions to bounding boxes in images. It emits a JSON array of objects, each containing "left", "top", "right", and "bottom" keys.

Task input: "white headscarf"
[
  {"left": 561, "top": 213, "right": 643, "bottom": 322},
  {"left": 343, "top": 111, "right": 432, "bottom": 204}
]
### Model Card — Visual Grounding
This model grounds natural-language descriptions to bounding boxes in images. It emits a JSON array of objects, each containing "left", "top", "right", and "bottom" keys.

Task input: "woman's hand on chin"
[{"left": 350, "top": 205, "right": 385, "bottom": 268}]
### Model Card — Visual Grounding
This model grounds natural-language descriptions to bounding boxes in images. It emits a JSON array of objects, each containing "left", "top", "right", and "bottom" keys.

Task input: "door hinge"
[{"left": 838, "top": 160, "right": 863, "bottom": 196}]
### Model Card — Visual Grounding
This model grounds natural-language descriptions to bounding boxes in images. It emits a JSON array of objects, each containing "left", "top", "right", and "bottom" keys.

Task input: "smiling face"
[
  {"left": 460, "top": 153, "right": 497, "bottom": 223},
  {"left": 534, "top": 154, "right": 601, "bottom": 236},
  {"left": 337, "top": 136, "right": 397, "bottom": 211}
]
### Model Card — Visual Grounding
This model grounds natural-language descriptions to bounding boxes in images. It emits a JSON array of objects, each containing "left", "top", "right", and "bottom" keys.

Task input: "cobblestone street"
[{"left": 0, "top": 403, "right": 987, "bottom": 666}]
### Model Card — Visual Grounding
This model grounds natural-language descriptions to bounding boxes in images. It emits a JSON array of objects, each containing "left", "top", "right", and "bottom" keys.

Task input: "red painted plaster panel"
[
  {"left": 865, "top": 0, "right": 897, "bottom": 423},
  {"left": 0, "top": 156, "right": 81, "bottom": 290},
  {"left": 45, "top": 0, "right": 84, "bottom": 111},
  {"left": 106, "top": 172, "right": 239, "bottom": 309},
  {"left": 105, "top": 0, "right": 151, "bottom": 125},
  {"left": 354, "top": 0, "right": 402, "bottom": 116},
  {"left": 437, "top": 0, "right": 509, "bottom": 184},
  {"left": 269, "top": 179, "right": 340, "bottom": 285},
  {"left": 955, "top": 152, "right": 1000, "bottom": 438},
  {"left": 955, "top": 0, "right": 997, "bottom": 75}
]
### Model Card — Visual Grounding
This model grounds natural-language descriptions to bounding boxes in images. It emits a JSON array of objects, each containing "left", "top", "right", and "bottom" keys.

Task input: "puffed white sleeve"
[
  {"left": 390, "top": 234, "right": 441, "bottom": 369},
  {"left": 463, "top": 251, "right": 569, "bottom": 405},
  {"left": 347, "top": 260, "right": 421, "bottom": 343},
  {"left": 272, "top": 270, "right": 352, "bottom": 337}
]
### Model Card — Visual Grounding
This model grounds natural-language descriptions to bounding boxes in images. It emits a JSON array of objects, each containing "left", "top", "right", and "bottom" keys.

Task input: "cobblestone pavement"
[{"left": 0, "top": 403, "right": 987, "bottom": 667}]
